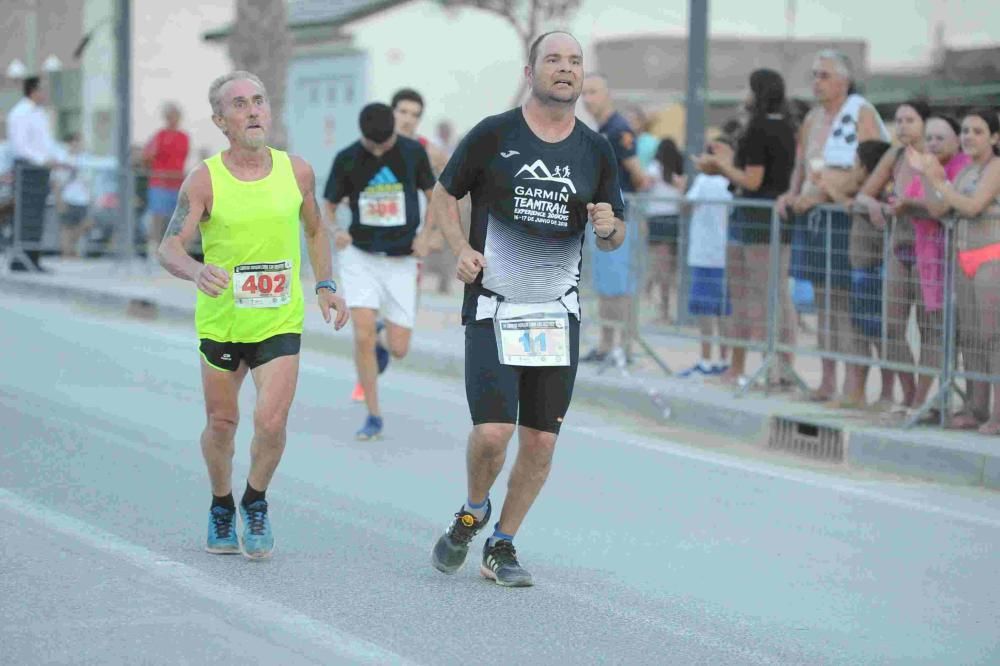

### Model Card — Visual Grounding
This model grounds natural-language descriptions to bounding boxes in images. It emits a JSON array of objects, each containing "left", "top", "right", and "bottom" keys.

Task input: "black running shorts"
[
  {"left": 464, "top": 318, "right": 580, "bottom": 434},
  {"left": 199, "top": 333, "right": 301, "bottom": 372}
]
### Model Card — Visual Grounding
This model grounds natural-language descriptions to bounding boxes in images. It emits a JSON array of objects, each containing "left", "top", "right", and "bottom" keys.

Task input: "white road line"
[
  {"left": 10, "top": 305, "right": 1000, "bottom": 530},
  {"left": 0, "top": 488, "right": 415, "bottom": 666},
  {"left": 598, "top": 433, "right": 1000, "bottom": 530}
]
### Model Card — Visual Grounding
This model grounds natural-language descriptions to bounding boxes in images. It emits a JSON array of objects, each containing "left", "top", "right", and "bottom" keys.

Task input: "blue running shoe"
[
  {"left": 376, "top": 343, "right": 390, "bottom": 374},
  {"left": 431, "top": 501, "right": 492, "bottom": 574},
  {"left": 356, "top": 414, "right": 384, "bottom": 441},
  {"left": 481, "top": 539, "right": 533, "bottom": 587},
  {"left": 205, "top": 505, "right": 239, "bottom": 554},
  {"left": 239, "top": 500, "right": 274, "bottom": 560}
]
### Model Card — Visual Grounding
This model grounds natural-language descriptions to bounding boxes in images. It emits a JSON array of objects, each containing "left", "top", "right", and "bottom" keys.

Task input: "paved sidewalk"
[{"left": 3, "top": 256, "right": 998, "bottom": 490}]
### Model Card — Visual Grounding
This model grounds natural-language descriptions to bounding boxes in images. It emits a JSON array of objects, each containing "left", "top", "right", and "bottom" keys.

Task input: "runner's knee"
[
  {"left": 519, "top": 429, "right": 557, "bottom": 459},
  {"left": 473, "top": 423, "right": 516, "bottom": 451},
  {"left": 388, "top": 338, "right": 409, "bottom": 359},
  {"left": 205, "top": 412, "right": 238, "bottom": 441},
  {"left": 353, "top": 325, "right": 377, "bottom": 350},
  {"left": 253, "top": 408, "right": 289, "bottom": 442}
]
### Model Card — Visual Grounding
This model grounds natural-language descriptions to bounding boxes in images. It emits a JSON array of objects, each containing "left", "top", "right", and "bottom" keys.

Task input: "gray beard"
[{"left": 241, "top": 134, "right": 268, "bottom": 150}]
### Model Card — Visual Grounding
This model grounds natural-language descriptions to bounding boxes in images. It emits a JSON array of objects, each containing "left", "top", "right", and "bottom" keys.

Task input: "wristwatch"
[
  {"left": 596, "top": 227, "right": 617, "bottom": 241},
  {"left": 315, "top": 279, "right": 337, "bottom": 294}
]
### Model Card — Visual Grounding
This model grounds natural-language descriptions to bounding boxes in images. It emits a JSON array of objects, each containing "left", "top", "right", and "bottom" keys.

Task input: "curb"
[{"left": 5, "top": 275, "right": 997, "bottom": 491}]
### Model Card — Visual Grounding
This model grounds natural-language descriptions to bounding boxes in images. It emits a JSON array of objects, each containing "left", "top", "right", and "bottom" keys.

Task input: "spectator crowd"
[{"left": 591, "top": 49, "right": 1000, "bottom": 435}]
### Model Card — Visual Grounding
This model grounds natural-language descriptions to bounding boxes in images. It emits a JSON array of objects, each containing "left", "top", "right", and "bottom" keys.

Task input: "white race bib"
[
  {"left": 494, "top": 310, "right": 570, "bottom": 367},
  {"left": 233, "top": 261, "right": 292, "bottom": 308},
  {"left": 360, "top": 190, "right": 406, "bottom": 227}
]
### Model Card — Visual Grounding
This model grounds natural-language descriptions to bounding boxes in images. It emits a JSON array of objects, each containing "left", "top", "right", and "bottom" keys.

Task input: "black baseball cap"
[{"left": 359, "top": 103, "right": 394, "bottom": 143}]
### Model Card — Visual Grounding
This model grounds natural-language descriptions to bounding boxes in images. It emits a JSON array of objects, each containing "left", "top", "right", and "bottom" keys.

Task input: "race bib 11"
[{"left": 494, "top": 311, "right": 570, "bottom": 367}]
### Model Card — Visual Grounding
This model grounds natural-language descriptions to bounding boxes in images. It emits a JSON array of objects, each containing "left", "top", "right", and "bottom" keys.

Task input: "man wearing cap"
[{"left": 323, "top": 103, "right": 437, "bottom": 440}]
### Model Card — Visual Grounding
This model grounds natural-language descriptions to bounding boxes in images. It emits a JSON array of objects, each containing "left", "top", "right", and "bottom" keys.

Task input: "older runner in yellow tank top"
[{"left": 157, "top": 71, "right": 349, "bottom": 560}]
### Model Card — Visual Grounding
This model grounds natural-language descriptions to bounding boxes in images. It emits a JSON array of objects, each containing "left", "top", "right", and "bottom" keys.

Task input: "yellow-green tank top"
[{"left": 195, "top": 148, "right": 304, "bottom": 342}]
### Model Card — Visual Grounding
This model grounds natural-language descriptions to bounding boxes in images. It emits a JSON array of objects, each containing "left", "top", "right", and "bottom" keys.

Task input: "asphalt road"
[{"left": 1, "top": 293, "right": 998, "bottom": 665}]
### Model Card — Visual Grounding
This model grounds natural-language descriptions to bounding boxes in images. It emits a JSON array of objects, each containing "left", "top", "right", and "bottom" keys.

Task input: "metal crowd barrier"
[
  {"left": 2, "top": 162, "right": 172, "bottom": 268},
  {"left": 577, "top": 193, "right": 999, "bottom": 431}
]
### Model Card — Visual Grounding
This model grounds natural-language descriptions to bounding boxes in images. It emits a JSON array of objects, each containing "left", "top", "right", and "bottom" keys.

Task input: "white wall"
[{"left": 131, "top": 0, "right": 234, "bottom": 162}]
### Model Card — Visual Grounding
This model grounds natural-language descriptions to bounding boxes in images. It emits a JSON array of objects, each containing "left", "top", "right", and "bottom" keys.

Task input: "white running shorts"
[{"left": 338, "top": 243, "right": 418, "bottom": 329}]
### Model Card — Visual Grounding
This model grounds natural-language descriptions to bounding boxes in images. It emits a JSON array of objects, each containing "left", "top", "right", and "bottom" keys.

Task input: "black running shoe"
[
  {"left": 480, "top": 539, "right": 533, "bottom": 587},
  {"left": 431, "top": 501, "right": 491, "bottom": 574}
]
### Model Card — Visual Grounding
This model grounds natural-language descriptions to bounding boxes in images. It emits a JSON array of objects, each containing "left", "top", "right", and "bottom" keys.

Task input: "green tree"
[
  {"left": 229, "top": 0, "right": 291, "bottom": 147},
  {"left": 439, "top": 0, "right": 583, "bottom": 104}
]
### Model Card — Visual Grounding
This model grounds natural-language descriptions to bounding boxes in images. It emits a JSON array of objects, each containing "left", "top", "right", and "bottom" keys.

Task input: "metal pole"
[
  {"left": 115, "top": 0, "right": 134, "bottom": 269},
  {"left": 824, "top": 210, "right": 833, "bottom": 351},
  {"left": 763, "top": 204, "right": 782, "bottom": 391},
  {"left": 881, "top": 219, "right": 890, "bottom": 363},
  {"left": 684, "top": 0, "right": 709, "bottom": 175},
  {"left": 939, "top": 220, "right": 956, "bottom": 425}
]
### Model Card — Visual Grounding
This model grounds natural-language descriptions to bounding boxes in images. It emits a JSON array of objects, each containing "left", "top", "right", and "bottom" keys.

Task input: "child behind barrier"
[{"left": 675, "top": 167, "right": 733, "bottom": 377}]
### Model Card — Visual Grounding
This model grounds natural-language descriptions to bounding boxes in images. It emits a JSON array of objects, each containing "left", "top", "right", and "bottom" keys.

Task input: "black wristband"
[{"left": 596, "top": 226, "right": 617, "bottom": 241}]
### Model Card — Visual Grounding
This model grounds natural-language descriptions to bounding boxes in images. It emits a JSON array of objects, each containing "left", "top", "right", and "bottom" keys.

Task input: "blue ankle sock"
[
  {"left": 462, "top": 496, "right": 489, "bottom": 522},
  {"left": 487, "top": 524, "right": 514, "bottom": 547}
]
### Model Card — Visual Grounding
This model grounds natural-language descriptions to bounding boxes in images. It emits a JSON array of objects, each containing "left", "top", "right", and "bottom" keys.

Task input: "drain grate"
[{"left": 769, "top": 417, "right": 845, "bottom": 462}]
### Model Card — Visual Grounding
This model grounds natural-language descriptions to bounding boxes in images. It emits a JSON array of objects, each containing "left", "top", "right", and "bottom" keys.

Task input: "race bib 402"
[{"left": 233, "top": 261, "right": 292, "bottom": 308}]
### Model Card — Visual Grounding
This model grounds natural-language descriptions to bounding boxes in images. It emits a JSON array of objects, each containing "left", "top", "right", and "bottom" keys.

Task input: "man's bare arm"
[
  {"left": 157, "top": 166, "right": 209, "bottom": 282},
  {"left": 427, "top": 182, "right": 468, "bottom": 255},
  {"left": 856, "top": 105, "right": 884, "bottom": 144},
  {"left": 293, "top": 157, "right": 332, "bottom": 283},
  {"left": 782, "top": 114, "right": 810, "bottom": 199}
]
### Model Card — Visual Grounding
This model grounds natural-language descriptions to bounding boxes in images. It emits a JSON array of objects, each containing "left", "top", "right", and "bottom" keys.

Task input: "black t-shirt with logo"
[
  {"left": 438, "top": 107, "right": 624, "bottom": 324},
  {"left": 324, "top": 135, "right": 435, "bottom": 256}
]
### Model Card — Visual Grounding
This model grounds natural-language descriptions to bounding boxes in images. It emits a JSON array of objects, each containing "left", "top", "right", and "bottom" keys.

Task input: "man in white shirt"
[{"left": 7, "top": 76, "right": 57, "bottom": 271}]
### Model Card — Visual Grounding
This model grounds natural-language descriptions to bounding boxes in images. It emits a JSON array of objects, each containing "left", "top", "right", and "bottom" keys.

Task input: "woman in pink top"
[
  {"left": 892, "top": 115, "right": 969, "bottom": 418},
  {"left": 912, "top": 109, "right": 1000, "bottom": 433}
]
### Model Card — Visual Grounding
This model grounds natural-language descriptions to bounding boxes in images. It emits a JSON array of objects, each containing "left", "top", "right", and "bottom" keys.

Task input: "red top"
[{"left": 145, "top": 129, "right": 190, "bottom": 190}]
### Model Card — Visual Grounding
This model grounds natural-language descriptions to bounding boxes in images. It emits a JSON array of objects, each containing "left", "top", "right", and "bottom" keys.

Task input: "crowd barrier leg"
[
  {"left": 8, "top": 164, "right": 40, "bottom": 272},
  {"left": 737, "top": 206, "right": 807, "bottom": 397}
]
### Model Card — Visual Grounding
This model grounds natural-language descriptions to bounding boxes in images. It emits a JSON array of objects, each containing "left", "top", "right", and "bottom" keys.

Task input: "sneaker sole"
[
  {"left": 431, "top": 550, "right": 465, "bottom": 575},
  {"left": 238, "top": 523, "right": 274, "bottom": 560},
  {"left": 205, "top": 544, "right": 240, "bottom": 555},
  {"left": 239, "top": 538, "right": 275, "bottom": 560},
  {"left": 431, "top": 556, "right": 461, "bottom": 574},
  {"left": 479, "top": 565, "right": 534, "bottom": 587},
  {"left": 356, "top": 432, "right": 383, "bottom": 441}
]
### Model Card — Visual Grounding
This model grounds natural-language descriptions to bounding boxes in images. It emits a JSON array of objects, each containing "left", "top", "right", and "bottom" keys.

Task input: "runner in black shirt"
[
  {"left": 427, "top": 31, "right": 625, "bottom": 587},
  {"left": 323, "top": 103, "right": 436, "bottom": 440}
]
